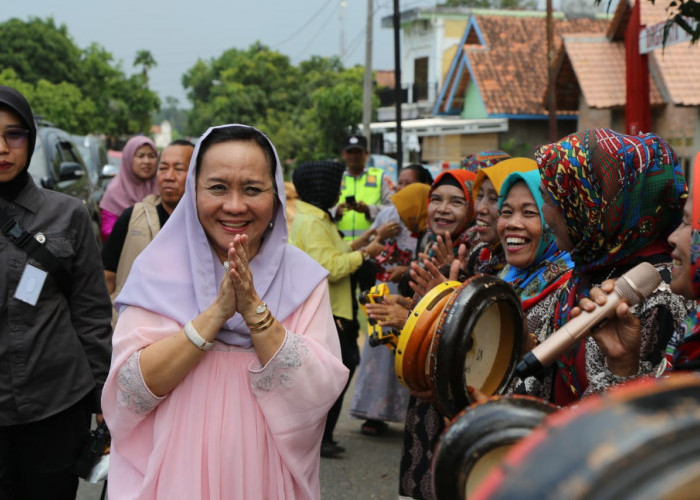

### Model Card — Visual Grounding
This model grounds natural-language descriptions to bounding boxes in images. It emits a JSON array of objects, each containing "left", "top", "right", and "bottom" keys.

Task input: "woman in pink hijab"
[
  {"left": 99, "top": 135, "right": 158, "bottom": 241},
  {"left": 102, "top": 124, "right": 348, "bottom": 499}
]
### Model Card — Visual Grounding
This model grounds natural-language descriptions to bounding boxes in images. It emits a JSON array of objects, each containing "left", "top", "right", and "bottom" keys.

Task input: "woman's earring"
[{"left": 268, "top": 221, "right": 274, "bottom": 229}]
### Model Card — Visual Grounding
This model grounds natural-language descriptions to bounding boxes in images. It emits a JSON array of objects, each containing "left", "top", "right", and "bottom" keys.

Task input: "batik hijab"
[
  {"left": 292, "top": 160, "right": 345, "bottom": 212},
  {"left": 461, "top": 150, "right": 511, "bottom": 173},
  {"left": 116, "top": 124, "right": 328, "bottom": 348},
  {"left": 498, "top": 170, "right": 574, "bottom": 310},
  {"left": 391, "top": 182, "right": 431, "bottom": 235},
  {"left": 536, "top": 128, "right": 686, "bottom": 399},
  {"left": 100, "top": 135, "right": 158, "bottom": 215},
  {"left": 426, "top": 169, "right": 476, "bottom": 257},
  {"left": 670, "top": 152, "right": 700, "bottom": 370}
]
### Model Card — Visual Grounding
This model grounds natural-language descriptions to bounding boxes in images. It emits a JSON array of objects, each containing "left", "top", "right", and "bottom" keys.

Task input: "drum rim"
[
  {"left": 432, "top": 396, "right": 557, "bottom": 500},
  {"left": 395, "top": 280, "right": 461, "bottom": 391},
  {"left": 430, "top": 274, "right": 525, "bottom": 418}
]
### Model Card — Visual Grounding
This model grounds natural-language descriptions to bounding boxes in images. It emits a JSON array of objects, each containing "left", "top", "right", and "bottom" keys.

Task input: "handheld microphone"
[{"left": 516, "top": 262, "right": 662, "bottom": 378}]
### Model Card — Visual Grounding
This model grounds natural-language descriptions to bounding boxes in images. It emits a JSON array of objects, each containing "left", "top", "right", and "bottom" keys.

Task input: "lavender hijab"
[
  {"left": 99, "top": 135, "right": 158, "bottom": 215},
  {"left": 116, "top": 124, "right": 329, "bottom": 347}
]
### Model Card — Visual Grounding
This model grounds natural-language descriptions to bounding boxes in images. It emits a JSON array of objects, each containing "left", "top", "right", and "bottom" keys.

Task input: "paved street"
[{"left": 78, "top": 340, "right": 406, "bottom": 499}]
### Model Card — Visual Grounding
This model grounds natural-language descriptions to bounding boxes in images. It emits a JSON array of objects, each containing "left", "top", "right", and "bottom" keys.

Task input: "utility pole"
[
  {"left": 340, "top": 0, "right": 347, "bottom": 64},
  {"left": 393, "top": 0, "right": 403, "bottom": 168},
  {"left": 362, "top": 0, "right": 373, "bottom": 151}
]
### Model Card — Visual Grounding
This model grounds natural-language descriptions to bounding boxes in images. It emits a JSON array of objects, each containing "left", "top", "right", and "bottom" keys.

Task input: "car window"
[{"left": 27, "top": 135, "right": 47, "bottom": 185}]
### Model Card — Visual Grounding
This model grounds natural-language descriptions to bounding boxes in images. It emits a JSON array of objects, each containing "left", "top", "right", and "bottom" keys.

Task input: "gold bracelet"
[
  {"left": 248, "top": 311, "right": 275, "bottom": 333},
  {"left": 246, "top": 309, "right": 272, "bottom": 328}
]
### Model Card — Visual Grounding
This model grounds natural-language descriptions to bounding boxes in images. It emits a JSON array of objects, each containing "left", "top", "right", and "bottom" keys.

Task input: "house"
[
  {"left": 432, "top": 10, "right": 609, "bottom": 162},
  {"left": 549, "top": 0, "right": 700, "bottom": 173}
]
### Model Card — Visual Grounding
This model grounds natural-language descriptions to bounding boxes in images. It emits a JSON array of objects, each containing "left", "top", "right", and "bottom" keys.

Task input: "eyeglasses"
[{"left": 1, "top": 129, "right": 30, "bottom": 149}]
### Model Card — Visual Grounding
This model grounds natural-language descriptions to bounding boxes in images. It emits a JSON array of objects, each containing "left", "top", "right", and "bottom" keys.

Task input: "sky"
[{"left": 2, "top": 0, "right": 442, "bottom": 107}]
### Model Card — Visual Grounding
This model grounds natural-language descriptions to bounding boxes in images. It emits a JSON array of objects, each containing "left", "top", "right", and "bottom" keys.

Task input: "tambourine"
[
  {"left": 431, "top": 395, "right": 557, "bottom": 500},
  {"left": 395, "top": 281, "right": 462, "bottom": 394},
  {"left": 430, "top": 275, "right": 525, "bottom": 418},
  {"left": 472, "top": 373, "right": 700, "bottom": 500}
]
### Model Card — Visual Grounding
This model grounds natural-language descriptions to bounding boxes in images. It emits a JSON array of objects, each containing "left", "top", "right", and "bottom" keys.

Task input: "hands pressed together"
[{"left": 213, "top": 234, "right": 262, "bottom": 325}]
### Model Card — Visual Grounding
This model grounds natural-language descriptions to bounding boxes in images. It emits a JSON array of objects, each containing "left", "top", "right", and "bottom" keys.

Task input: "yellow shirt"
[{"left": 289, "top": 201, "right": 363, "bottom": 320}]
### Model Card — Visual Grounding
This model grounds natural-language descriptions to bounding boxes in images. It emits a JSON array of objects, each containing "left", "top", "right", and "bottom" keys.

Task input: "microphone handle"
[{"left": 516, "top": 291, "right": 622, "bottom": 378}]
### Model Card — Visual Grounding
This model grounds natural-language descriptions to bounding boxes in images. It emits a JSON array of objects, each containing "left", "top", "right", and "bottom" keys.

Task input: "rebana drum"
[
  {"left": 472, "top": 373, "right": 700, "bottom": 500},
  {"left": 430, "top": 275, "right": 525, "bottom": 418},
  {"left": 432, "top": 395, "right": 557, "bottom": 499}
]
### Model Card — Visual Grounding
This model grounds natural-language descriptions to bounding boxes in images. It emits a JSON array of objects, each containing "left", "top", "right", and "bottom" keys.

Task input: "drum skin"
[
  {"left": 396, "top": 281, "right": 461, "bottom": 393},
  {"left": 432, "top": 395, "right": 557, "bottom": 500},
  {"left": 430, "top": 275, "right": 525, "bottom": 418},
  {"left": 472, "top": 373, "right": 700, "bottom": 500}
]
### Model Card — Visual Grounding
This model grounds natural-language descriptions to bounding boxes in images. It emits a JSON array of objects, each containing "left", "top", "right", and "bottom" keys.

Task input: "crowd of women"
[{"left": 5, "top": 82, "right": 700, "bottom": 499}]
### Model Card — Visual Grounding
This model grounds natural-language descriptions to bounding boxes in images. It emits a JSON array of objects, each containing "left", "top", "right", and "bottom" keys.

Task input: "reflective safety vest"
[{"left": 337, "top": 167, "right": 384, "bottom": 241}]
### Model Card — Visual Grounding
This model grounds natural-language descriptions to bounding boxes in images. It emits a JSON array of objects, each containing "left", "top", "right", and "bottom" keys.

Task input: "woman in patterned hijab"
[
  {"left": 577, "top": 153, "right": 700, "bottom": 380},
  {"left": 532, "top": 128, "right": 690, "bottom": 405}
]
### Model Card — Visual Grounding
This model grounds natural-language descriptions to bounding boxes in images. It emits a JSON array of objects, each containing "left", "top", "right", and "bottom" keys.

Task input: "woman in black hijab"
[
  {"left": 289, "top": 160, "right": 394, "bottom": 457},
  {"left": 0, "top": 85, "right": 112, "bottom": 499}
]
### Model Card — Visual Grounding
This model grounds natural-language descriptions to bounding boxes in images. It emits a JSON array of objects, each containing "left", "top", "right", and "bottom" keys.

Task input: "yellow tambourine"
[{"left": 395, "top": 281, "right": 462, "bottom": 394}]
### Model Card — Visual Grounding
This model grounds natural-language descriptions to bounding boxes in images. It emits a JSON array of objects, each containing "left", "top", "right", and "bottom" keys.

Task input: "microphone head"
[{"left": 615, "top": 262, "right": 662, "bottom": 306}]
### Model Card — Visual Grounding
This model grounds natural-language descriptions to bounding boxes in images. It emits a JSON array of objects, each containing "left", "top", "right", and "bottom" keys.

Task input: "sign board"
[{"left": 639, "top": 18, "right": 698, "bottom": 54}]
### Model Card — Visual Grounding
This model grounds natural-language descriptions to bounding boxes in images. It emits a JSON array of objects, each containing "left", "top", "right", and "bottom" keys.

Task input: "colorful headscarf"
[
  {"left": 669, "top": 152, "right": 700, "bottom": 370},
  {"left": 536, "top": 128, "right": 687, "bottom": 401},
  {"left": 472, "top": 157, "right": 538, "bottom": 200},
  {"left": 100, "top": 135, "right": 158, "bottom": 215},
  {"left": 426, "top": 169, "right": 476, "bottom": 257},
  {"left": 391, "top": 182, "right": 431, "bottom": 235},
  {"left": 467, "top": 158, "right": 538, "bottom": 276},
  {"left": 536, "top": 128, "right": 686, "bottom": 273},
  {"left": 498, "top": 170, "right": 574, "bottom": 309},
  {"left": 116, "top": 124, "right": 328, "bottom": 348},
  {"left": 461, "top": 150, "right": 511, "bottom": 173}
]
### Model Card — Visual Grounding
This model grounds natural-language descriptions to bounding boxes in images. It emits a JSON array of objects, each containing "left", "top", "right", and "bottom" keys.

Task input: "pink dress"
[{"left": 102, "top": 281, "right": 348, "bottom": 499}]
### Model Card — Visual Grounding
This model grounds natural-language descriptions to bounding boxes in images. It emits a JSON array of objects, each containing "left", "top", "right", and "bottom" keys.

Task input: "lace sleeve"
[
  {"left": 250, "top": 331, "right": 311, "bottom": 392},
  {"left": 117, "top": 350, "right": 166, "bottom": 414}
]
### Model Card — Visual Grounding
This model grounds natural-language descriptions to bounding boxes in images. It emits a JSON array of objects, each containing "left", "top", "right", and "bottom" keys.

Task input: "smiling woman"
[
  {"left": 101, "top": 124, "right": 348, "bottom": 500},
  {"left": 497, "top": 170, "right": 573, "bottom": 312},
  {"left": 99, "top": 135, "right": 158, "bottom": 242}
]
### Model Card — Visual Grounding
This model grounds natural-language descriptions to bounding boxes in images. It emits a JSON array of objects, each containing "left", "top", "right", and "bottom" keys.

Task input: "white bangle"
[{"left": 184, "top": 321, "right": 213, "bottom": 351}]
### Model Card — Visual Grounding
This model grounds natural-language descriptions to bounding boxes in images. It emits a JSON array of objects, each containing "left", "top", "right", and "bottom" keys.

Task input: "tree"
[
  {"left": 182, "top": 44, "right": 373, "bottom": 165},
  {"left": 0, "top": 18, "right": 84, "bottom": 87},
  {"left": 0, "top": 18, "right": 160, "bottom": 137},
  {"left": 134, "top": 49, "right": 157, "bottom": 82}
]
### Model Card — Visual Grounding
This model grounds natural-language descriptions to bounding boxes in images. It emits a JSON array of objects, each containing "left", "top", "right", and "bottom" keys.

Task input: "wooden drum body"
[
  {"left": 432, "top": 395, "right": 556, "bottom": 500},
  {"left": 395, "top": 281, "right": 462, "bottom": 394},
  {"left": 472, "top": 373, "right": 700, "bottom": 500},
  {"left": 430, "top": 275, "right": 525, "bottom": 418}
]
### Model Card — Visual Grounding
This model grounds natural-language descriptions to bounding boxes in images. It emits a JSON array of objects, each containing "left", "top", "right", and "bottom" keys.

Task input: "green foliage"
[
  {"left": 0, "top": 17, "right": 160, "bottom": 137},
  {"left": 500, "top": 137, "right": 533, "bottom": 158},
  {"left": 183, "top": 43, "right": 376, "bottom": 166}
]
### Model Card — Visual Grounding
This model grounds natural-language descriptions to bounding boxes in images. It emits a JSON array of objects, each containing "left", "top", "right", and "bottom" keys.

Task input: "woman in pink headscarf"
[
  {"left": 99, "top": 135, "right": 158, "bottom": 241},
  {"left": 101, "top": 125, "right": 348, "bottom": 499}
]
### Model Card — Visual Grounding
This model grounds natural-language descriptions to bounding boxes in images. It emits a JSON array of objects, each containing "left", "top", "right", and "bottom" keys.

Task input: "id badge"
[{"left": 14, "top": 264, "right": 48, "bottom": 306}]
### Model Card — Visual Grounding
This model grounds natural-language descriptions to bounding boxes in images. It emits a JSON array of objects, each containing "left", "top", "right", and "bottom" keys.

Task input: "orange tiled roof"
[
  {"left": 560, "top": 35, "right": 664, "bottom": 108},
  {"left": 464, "top": 15, "right": 608, "bottom": 116},
  {"left": 564, "top": 0, "right": 700, "bottom": 108},
  {"left": 651, "top": 40, "right": 700, "bottom": 106},
  {"left": 375, "top": 70, "right": 395, "bottom": 89}
]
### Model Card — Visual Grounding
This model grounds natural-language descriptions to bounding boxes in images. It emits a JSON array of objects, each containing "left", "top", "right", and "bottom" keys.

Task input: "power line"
[
  {"left": 272, "top": 0, "right": 336, "bottom": 49},
  {"left": 296, "top": 2, "right": 342, "bottom": 59}
]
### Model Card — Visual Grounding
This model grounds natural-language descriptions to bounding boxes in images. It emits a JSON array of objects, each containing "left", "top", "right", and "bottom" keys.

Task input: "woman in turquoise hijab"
[{"left": 497, "top": 169, "right": 574, "bottom": 317}]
